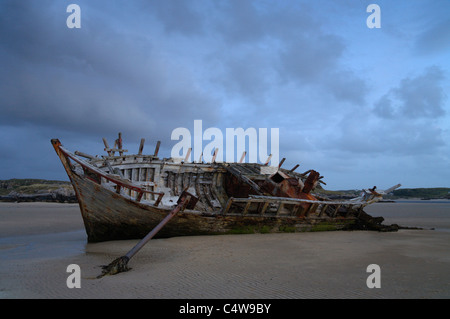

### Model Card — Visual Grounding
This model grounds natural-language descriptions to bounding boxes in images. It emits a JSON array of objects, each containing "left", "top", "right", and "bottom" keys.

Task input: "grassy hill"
[
  {"left": 315, "top": 185, "right": 450, "bottom": 200},
  {"left": 391, "top": 188, "right": 450, "bottom": 200},
  {"left": 0, "top": 179, "right": 72, "bottom": 196}
]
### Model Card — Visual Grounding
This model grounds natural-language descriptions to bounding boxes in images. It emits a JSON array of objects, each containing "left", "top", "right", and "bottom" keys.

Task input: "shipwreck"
[{"left": 51, "top": 134, "right": 401, "bottom": 243}]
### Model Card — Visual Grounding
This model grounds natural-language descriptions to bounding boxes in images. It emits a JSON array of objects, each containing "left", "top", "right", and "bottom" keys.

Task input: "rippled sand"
[{"left": 1, "top": 202, "right": 449, "bottom": 298}]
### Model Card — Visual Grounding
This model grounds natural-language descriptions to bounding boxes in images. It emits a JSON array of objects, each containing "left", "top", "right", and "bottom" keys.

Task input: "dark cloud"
[
  {"left": 322, "top": 70, "right": 368, "bottom": 106},
  {"left": 0, "top": 0, "right": 448, "bottom": 188},
  {"left": 415, "top": 19, "right": 450, "bottom": 55},
  {"left": 206, "top": 1, "right": 368, "bottom": 106},
  {"left": 213, "top": 50, "right": 274, "bottom": 104},
  {"left": 374, "top": 66, "right": 446, "bottom": 119},
  {"left": 139, "top": 0, "right": 208, "bottom": 36},
  {"left": 0, "top": 0, "right": 220, "bottom": 142},
  {"left": 316, "top": 112, "right": 446, "bottom": 160},
  {"left": 321, "top": 66, "right": 448, "bottom": 157},
  {"left": 279, "top": 34, "right": 345, "bottom": 82}
]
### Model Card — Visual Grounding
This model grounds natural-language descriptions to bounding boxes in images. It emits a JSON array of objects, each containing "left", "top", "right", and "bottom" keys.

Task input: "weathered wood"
[
  {"left": 239, "top": 151, "right": 246, "bottom": 163},
  {"left": 104, "top": 159, "right": 124, "bottom": 178},
  {"left": 276, "top": 202, "right": 284, "bottom": 215},
  {"left": 103, "top": 148, "right": 129, "bottom": 154},
  {"left": 226, "top": 165, "right": 264, "bottom": 195},
  {"left": 212, "top": 148, "right": 218, "bottom": 163},
  {"left": 154, "top": 141, "right": 161, "bottom": 157},
  {"left": 243, "top": 201, "right": 252, "bottom": 215},
  {"left": 382, "top": 184, "right": 402, "bottom": 194},
  {"left": 264, "top": 154, "right": 272, "bottom": 166},
  {"left": 184, "top": 148, "right": 192, "bottom": 163},
  {"left": 222, "top": 197, "right": 234, "bottom": 215},
  {"left": 304, "top": 203, "right": 316, "bottom": 217},
  {"left": 103, "top": 138, "right": 112, "bottom": 156},
  {"left": 59, "top": 146, "right": 164, "bottom": 205},
  {"left": 332, "top": 204, "right": 342, "bottom": 217},
  {"left": 75, "top": 151, "right": 95, "bottom": 160},
  {"left": 259, "top": 201, "right": 270, "bottom": 215},
  {"left": 319, "top": 204, "right": 329, "bottom": 217},
  {"left": 138, "top": 138, "right": 145, "bottom": 155},
  {"left": 250, "top": 195, "right": 368, "bottom": 206},
  {"left": 292, "top": 204, "right": 302, "bottom": 216}
]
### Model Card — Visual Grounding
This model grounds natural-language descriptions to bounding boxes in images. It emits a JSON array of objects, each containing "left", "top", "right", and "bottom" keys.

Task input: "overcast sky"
[{"left": 1, "top": 0, "right": 449, "bottom": 190}]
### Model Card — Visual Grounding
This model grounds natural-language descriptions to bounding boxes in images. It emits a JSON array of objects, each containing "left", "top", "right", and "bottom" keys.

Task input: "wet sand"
[{"left": 1, "top": 201, "right": 449, "bottom": 299}]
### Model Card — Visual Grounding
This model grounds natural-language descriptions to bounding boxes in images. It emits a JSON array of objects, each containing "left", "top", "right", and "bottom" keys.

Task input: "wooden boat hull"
[
  {"left": 51, "top": 138, "right": 399, "bottom": 243},
  {"left": 72, "top": 172, "right": 356, "bottom": 242}
]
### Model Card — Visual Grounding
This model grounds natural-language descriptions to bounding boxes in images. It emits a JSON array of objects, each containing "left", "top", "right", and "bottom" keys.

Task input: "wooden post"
[
  {"left": 74, "top": 151, "right": 95, "bottom": 160},
  {"left": 332, "top": 204, "right": 341, "bottom": 217},
  {"left": 116, "top": 132, "right": 123, "bottom": 156},
  {"left": 239, "top": 151, "right": 246, "bottom": 163},
  {"left": 154, "top": 193, "right": 163, "bottom": 207},
  {"left": 138, "top": 138, "right": 145, "bottom": 155},
  {"left": 264, "top": 154, "right": 272, "bottom": 166},
  {"left": 154, "top": 141, "right": 161, "bottom": 157},
  {"left": 124, "top": 192, "right": 194, "bottom": 260},
  {"left": 304, "top": 203, "right": 316, "bottom": 217},
  {"left": 242, "top": 200, "right": 252, "bottom": 215},
  {"left": 259, "top": 201, "right": 270, "bottom": 215},
  {"left": 212, "top": 148, "right": 218, "bottom": 163},
  {"left": 276, "top": 202, "right": 284, "bottom": 215},
  {"left": 104, "top": 159, "right": 124, "bottom": 178},
  {"left": 103, "top": 138, "right": 112, "bottom": 156},
  {"left": 184, "top": 148, "right": 192, "bottom": 163},
  {"left": 292, "top": 204, "right": 302, "bottom": 216},
  {"left": 319, "top": 204, "right": 329, "bottom": 217},
  {"left": 222, "top": 197, "right": 234, "bottom": 215},
  {"left": 278, "top": 158, "right": 286, "bottom": 168},
  {"left": 289, "top": 164, "right": 300, "bottom": 172}
]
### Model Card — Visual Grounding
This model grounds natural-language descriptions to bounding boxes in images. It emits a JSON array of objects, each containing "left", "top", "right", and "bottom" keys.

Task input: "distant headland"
[{"left": 0, "top": 179, "right": 76, "bottom": 203}]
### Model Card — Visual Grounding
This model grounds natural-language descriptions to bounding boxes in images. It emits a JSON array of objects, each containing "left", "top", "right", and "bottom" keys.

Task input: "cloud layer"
[{"left": 0, "top": 0, "right": 449, "bottom": 189}]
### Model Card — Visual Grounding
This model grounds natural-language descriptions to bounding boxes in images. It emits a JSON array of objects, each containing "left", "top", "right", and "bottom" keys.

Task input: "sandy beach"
[{"left": 1, "top": 201, "right": 449, "bottom": 299}]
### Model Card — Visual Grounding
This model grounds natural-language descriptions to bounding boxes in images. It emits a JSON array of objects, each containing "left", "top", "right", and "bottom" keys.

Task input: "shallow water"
[
  {"left": 366, "top": 201, "right": 450, "bottom": 232},
  {"left": 0, "top": 230, "right": 86, "bottom": 261}
]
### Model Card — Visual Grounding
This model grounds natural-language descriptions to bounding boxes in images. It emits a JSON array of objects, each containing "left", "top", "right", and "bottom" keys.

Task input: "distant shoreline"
[
  {"left": 1, "top": 178, "right": 449, "bottom": 203},
  {"left": 0, "top": 179, "right": 76, "bottom": 203}
]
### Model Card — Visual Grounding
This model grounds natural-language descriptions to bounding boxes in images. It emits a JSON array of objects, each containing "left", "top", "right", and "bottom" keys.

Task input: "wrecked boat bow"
[{"left": 51, "top": 134, "right": 401, "bottom": 243}]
